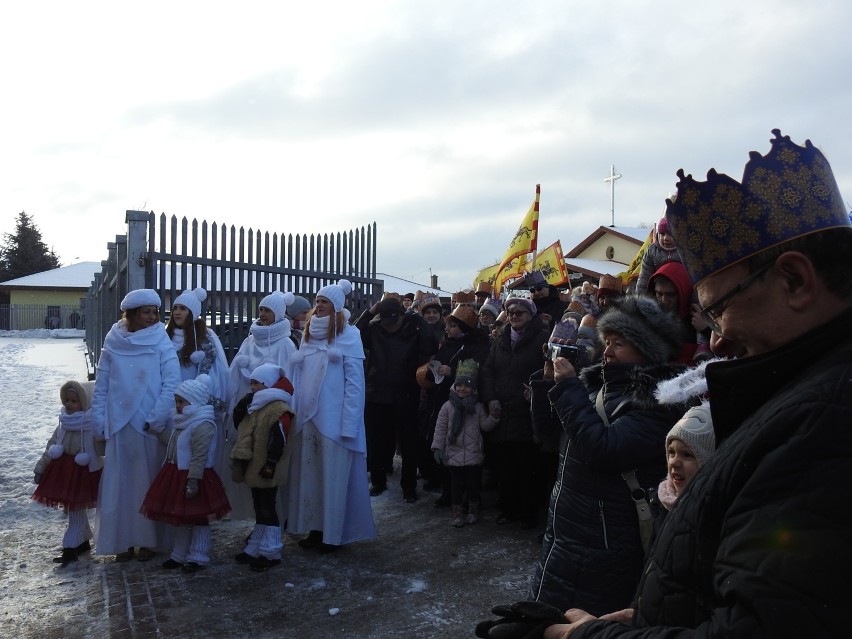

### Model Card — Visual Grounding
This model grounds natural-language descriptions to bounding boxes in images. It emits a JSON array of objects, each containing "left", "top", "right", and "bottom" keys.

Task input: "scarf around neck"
[
  {"left": 250, "top": 319, "right": 290, "bottom": 345},
  {"left": 248, "top": 387, "right": 293, "bottom": 414},
  {"left": 447, "top": 391, "right": 479, "bottom": 444}
]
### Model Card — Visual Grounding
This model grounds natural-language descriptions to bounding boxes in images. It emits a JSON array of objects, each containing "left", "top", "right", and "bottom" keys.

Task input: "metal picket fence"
[{"left": 84, "top": 211, "right": 381, "bottom": 376}]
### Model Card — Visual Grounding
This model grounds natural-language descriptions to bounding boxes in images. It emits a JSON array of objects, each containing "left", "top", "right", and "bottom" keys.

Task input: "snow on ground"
[{"left": 0, "top": 336, "right": 540, "bottom": 638}]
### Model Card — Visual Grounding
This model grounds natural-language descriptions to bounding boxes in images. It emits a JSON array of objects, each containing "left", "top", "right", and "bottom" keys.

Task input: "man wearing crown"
[{"left": 488, "top": 131, "right": 852, "bottom": 638}]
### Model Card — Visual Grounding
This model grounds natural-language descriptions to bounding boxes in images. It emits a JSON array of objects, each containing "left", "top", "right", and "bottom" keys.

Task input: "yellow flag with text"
[
  {"left": 493, "top": 185, "right": 540, "bottom": 295},
  {"left": 533, "top": 241, "right": 568, "bottom": 287}
]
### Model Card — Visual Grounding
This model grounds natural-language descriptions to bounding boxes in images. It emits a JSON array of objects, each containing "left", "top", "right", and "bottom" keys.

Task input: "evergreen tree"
[{"left": 0, "top": 212, "right": 61, "bottom": 282}]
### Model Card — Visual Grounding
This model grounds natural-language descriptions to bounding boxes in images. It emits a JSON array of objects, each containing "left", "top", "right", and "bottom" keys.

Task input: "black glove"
[
  {"left": 259, "top": 462, "right": 276, "bottom": 479},
  {"left": 475, "top": 601, "right": 566, "bottom": 639}
]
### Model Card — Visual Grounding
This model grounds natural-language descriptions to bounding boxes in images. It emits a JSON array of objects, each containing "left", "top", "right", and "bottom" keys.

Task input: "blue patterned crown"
[{"left": 666, "top": 129, "right": 850, "bottom": 284}]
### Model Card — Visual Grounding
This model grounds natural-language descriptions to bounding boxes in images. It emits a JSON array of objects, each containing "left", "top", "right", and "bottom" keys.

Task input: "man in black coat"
[
  {"left": 357, "top": 297, "right": 438, "bottom": 503},
  {"left": 542, "top": 131, "right": 852, "bottom": 637}
]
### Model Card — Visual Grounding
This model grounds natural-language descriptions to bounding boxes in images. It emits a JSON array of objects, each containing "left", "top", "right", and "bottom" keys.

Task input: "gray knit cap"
[
  {"left": 596, "top": 296, "right": 682, "bottom": 365},
  {"left": 666, "top": 403, "right": 715, "bottom": 468}
]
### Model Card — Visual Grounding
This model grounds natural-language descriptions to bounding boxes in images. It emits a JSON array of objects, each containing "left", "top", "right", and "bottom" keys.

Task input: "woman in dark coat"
[
  {"left": 480, "top": 297, "right": 550, "bottom": 527},
  {"left": 530, "top": 296, "right": 688, "bottom": 615}
]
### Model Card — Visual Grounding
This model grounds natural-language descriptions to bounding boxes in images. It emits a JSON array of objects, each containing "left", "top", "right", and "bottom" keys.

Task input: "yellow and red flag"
[
  {"left": 533, "top": 240, "right": 568, "bottom": 287},
  {"left": 472, "top": 262, "right": 502, "bottom": 289},
  {"left": 617, "top": 227, "right": 654, "bottom": 287},
  {"left": 493, "top": 184, "right": 540, "bottom": 296}
]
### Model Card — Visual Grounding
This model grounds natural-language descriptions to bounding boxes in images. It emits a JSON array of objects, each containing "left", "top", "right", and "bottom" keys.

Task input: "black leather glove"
[{"left": 475, "top": 601, "right": 566, "bottom": 639}]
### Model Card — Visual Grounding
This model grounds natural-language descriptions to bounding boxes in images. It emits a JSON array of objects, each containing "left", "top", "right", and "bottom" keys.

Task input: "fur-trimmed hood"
[{"left": 580, "top": 361, "right": 687, "bottom": 412}]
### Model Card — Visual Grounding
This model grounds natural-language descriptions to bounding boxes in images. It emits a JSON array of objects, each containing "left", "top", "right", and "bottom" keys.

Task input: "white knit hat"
[
  {"left": 173, "top": 287, "right": 207, "bottom": 320},
  {"left": 316, "top": 279, "right": 353, "bottom": 313},
  {"left": 250, "top": 363, "right": 284, "bottom": 388},
  {"left": 175, "top": 374, "right": 212, "bottom": 406},
  {"left": 666, "top": 403, "right": 716, "bottom": 469},
  {"left": 120, "top": 289, "right": 161, "bottom": 311},
  {"left": 259, "top": 291, "right": 295, "bottom": 322}
]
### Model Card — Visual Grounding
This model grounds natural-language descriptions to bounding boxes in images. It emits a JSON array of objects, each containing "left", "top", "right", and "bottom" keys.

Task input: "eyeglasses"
[
  {"left": 507, "top": 309, "right": 529, "bottom": 318},
  {"left": 529, "top": 285, "right": 546, "bottom": 292},
  {"left": 699, "top": 260, "right": 774, "bottom": 335}
]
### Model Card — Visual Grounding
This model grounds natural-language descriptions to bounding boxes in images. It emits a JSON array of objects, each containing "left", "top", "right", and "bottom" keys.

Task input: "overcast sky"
[{"left": 2, "top": 0, "right": 851, "bottom": 292}]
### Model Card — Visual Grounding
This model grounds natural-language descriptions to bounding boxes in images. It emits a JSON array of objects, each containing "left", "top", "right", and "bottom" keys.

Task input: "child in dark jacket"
[
  {"left": 33, "top": 380, "right": 102, "bottom": 565},
  {"left": 230, "top": 363, "right": 295, "bottom": 572},
  {"left": 431, "top": 360, "right": 499, "bottom": 527}
]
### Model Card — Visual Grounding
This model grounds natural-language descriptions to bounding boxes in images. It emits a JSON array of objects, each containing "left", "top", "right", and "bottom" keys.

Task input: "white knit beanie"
[
  {"left": 120, "top": 289, "right": 161, "bottom": 311},
  {"left": 250, "top": 363, "right": 283, "bottom": 389},
  {"left": 315, "top": 279, "right": 353, "bottom": 313},
  {"left": 259, "top": 291, "right": 295, "bottom": 322},
  {"left": 175, "top": 374, "right": 212, "bottom": 406},
  {"left": 173, "top": 287, "right": 207, "bottom": 320},
  {"left": 666, "top": 403, "right": 715, "bottom": 469}
]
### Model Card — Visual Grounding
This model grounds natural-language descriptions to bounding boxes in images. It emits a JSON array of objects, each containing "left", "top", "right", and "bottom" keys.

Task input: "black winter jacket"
[
  {"left": 530, "top": 362, "right": 686, "bottom": 616},
  {"left": 356, "top": 309, "right": 438, "bottom": 405},
  {"left": 574, "top": 307, "right": 852, "bottom": 638},
  {"left": 480, "top": 315, "right": 550, "bottom": 443}
]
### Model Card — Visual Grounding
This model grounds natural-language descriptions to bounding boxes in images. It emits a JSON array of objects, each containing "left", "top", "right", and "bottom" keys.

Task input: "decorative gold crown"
[
  {"left": 452, "top": 291, "right": 476, "bottom": 305},
  {"left": 666, "top": 129, "right": 850, "bottom": 284},
  {"left": 597, "top": 274, "right": 623, "bottom": 295}
]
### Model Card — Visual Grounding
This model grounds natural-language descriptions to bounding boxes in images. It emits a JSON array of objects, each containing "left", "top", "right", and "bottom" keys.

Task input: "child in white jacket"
[
  {"left": 431, "top": 360, "right": 499, "bottom": 527},
  {"left": 33, "top": 380, "right": 103, "bottom": 565}
]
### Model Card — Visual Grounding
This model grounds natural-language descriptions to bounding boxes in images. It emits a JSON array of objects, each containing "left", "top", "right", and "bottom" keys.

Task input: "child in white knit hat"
[
  {"left": 657, "top": 403, "right": 716, "bottom": 510},
  {"left": 230, "top": 363, "right": 295, "bottom": 571},
  {"left": 140, "top": 374, "right": 231, "bottom": 573},
  {"left": 33, "top": 380, "right": 103, "bottom": 565}
]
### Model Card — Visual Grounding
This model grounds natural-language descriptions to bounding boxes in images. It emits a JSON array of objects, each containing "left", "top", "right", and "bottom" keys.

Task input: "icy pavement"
[{"left": 0, "top": 337, "right": 539, "bottom": 638}]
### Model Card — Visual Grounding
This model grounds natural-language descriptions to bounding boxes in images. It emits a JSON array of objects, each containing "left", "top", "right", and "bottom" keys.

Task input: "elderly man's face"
[{"left": 696, "top": 262, "right": 781, "bottom": 358}]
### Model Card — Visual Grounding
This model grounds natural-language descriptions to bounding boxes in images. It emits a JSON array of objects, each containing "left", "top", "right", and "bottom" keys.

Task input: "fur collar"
[{"left": 580, "top": 362, "right": 686, "bottom": 412}]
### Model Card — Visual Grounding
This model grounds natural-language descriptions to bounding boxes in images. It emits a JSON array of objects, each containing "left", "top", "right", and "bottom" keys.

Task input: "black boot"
[
  {"left": 298, "top": 530, "right": 323, "bottom": 550},
  {"left": 53, "top": 548, "right": 78, "bottom": 565}
]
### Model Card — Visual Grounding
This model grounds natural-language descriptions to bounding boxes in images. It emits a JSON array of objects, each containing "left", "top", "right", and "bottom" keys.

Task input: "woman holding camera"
[{"left": 529, "top": 296, "right": 687, "bottom": 616}]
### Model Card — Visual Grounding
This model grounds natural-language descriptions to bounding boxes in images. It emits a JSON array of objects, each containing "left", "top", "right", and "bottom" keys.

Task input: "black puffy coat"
[
  {"left": 530, "top": 362, "right": 685, "bottom": 616},
  {"left": 574, "top": 308, "right": 852, "bottom": 638},
  {"left": 480, "top": 315, "right": 550, "bottom": 443}
]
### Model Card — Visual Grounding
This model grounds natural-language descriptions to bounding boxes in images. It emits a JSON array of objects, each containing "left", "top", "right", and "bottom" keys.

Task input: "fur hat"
[
  {"left": 316, "top": 279, "right": 353, "bottom": 313},
  {"left": 175, "top": 374, "right": 212, "bottom": 406},
  {"left": 120, "top": 289, "right": 161, "bottom": 311},
  {"left": 504, "top": 297, "right": 536, "bottom": 317},
  {"left": 666, "top": 403, "right": 715, "bottom": 469},
  {"left": 596, "top": 296, "right": 682, "bottom": 365},
  {"left": 259, "top": 291, "right": 295, "bottom": 322},
  {"left": 454, "top": 359, "right": 479, "bottom": 387},
  {"left": 173, "top": 287, "right": 207, "bottom": 320},
  {"left": 286, "top": 295, "right": 312, "bottom": 320},
  {"left": 60, "top": 380, "right": 91, "bottom": 411},
  {"left": 479, "top": 298, "right": 501, "bottom": 320},
  {"left": 250, "top": 363, "right": 284, "bottom": 389},
  {"left": 449, "top": 305, "right": 478, "bottom": 332}
]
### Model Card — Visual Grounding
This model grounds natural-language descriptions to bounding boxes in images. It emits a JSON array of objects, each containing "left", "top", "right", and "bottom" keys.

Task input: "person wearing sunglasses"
[
  {"left": 527, "top": 270, "right": 567, "bottom": 330},
  {"left": 540, "top": 130, "right": 852, "bottom": 639},
  {"left": 480, "top": 296, "right": 551, "bottom": 528}
]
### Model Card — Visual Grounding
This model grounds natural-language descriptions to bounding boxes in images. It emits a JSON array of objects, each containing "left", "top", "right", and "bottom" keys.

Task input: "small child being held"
[
  {"left": 657, "top": 403, "right": 715, "bottom": 511},
  {"left": 230, "top": 363, "right": 295, "bottom": 572},
  {"left": 33, "top": 380, "right": 103, "bottom": 566},
  {"left": 431, "top": 360, "right": 498, "bottom": 528},
  {"left": 140, "top": 374, "right": 231, "bottom": 573}
]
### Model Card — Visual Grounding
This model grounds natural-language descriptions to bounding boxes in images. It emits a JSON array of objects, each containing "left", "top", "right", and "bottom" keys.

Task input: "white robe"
[
  {"left": 90, "top": 320, "right": 180, "bottom": 554},
  {"left": 285, "top": 322, "right": 376, "bottom": 545}
]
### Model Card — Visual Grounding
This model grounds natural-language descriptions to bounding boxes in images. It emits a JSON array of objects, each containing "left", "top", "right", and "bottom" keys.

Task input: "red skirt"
[
  {"left": 141, "top": 463, "right": 231, "bottom": 526},
  {"left": 32, "top": 454, "right": 101, "bottom": 511}
]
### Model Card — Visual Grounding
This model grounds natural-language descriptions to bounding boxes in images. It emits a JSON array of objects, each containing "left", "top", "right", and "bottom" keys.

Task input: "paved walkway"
[{"left": 1, "top": 481, "right": 540, "bottom": 638}]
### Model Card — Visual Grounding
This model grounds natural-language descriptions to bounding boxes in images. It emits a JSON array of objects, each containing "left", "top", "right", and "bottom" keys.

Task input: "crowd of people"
[{"left": 30, "top": 129, "right": 852, "bottom": 636}]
